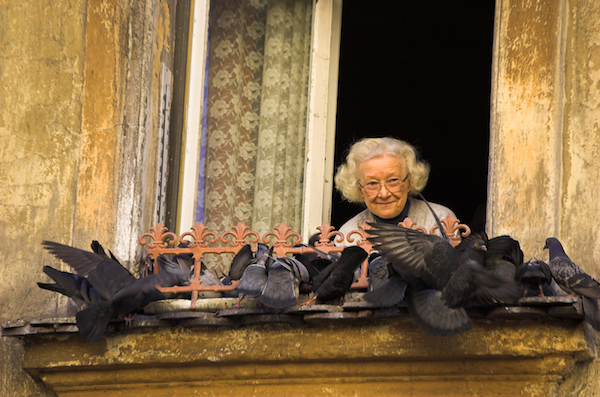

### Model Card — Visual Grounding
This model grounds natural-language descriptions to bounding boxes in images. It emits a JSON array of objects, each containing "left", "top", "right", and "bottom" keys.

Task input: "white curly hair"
[{"left": 334, "top": 137, "right": 430, "bottom": 203}]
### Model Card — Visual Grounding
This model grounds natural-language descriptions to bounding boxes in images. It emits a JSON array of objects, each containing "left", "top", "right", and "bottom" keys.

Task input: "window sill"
[{"left": 3, "top": 297, "right": 595, "bottom": 397}]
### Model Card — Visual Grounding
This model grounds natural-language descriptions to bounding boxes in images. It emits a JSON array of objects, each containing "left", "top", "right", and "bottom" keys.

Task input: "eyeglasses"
[{"left": 358, "top": 173, "right": 410, "bottom": 196}]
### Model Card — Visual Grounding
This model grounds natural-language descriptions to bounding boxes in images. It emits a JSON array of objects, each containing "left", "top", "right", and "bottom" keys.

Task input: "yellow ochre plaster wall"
[
  {"left": 489, "top": 0, "right": 600, "bottom": 395},
  {"left": 0, "top": 0, "right": 176, "bottom": 395}
]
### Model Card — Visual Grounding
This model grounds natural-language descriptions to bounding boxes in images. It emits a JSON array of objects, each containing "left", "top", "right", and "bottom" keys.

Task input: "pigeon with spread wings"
[
  {"left": 367, "top": 223, "right": 520, "bottom": 336},
  {"left": 37, "top": 266, "right": 100, "bottom": 310},
  {"left": 42, "top": 241, "right": 187, "bottom": 342}
]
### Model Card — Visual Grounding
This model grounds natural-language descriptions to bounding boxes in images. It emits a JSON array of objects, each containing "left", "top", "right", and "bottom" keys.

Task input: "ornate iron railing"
[{"left": 139, "top": 215, "right": 471, "bottom": 309}]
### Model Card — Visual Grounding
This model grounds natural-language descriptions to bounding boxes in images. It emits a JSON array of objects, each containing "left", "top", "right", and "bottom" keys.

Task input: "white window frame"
[
  {"left": 177, "top": 0, "right": 342, "bottom": 241},
  {"left": 177, "top": 0, "right": 210, "bottom": 235},
  {"left": 302, "top": 0, "right": 342, "bottom": 240}
]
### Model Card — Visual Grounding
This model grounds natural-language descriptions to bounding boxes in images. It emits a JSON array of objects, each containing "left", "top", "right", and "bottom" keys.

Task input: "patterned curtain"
[
  {"left": 251, "top": 0, "right": 311, "bottom": 232},
  {"left": 202, "top": 0, "right": 312, "bottom": 271}
]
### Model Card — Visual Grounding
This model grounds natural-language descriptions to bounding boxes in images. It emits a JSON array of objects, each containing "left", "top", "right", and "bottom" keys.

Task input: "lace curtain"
[{"left": 201, "top": 0, "right": 312, "bottom": 271}]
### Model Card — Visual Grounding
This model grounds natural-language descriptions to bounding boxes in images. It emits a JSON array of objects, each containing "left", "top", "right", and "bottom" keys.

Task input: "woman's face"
[{"left": 358, "top": 154, "right": 411, "bottom": 219}]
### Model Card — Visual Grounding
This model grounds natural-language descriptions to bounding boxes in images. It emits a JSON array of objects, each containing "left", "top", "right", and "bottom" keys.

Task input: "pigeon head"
[
  {"left": 470, "top": 239, "right": 487, "bottom": 251},
  {"left": 544, "top": 237, "right": 568, "bottom": 260},
  {"left": 463, "top": 239, "right": 487, "bottom": 264}
]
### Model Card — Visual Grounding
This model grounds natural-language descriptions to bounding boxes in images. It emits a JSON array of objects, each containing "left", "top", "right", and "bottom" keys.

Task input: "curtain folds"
[
  {"left": 202, "top": 0, "right": 312, "bottom": 272},
  {"left": 251, "top": 0, "right": 312, "bottom": 232}
]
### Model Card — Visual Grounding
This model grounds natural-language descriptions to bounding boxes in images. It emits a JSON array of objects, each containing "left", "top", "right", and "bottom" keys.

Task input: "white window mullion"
[
  {"left": 302, "top": 0, "right": 342, "bottom": 241},
  {"left": 177, "top": 0, "right": 210, "bottom": 235}
]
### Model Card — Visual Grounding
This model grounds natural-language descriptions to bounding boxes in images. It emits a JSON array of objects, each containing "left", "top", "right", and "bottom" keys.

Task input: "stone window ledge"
[{"left": 3, "top": 297, "right": 595, "bottom": 397}]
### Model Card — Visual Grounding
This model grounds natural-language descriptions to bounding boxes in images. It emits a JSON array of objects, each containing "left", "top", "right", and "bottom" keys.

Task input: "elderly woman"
[{"left": 335, "top": 137, "right": 456, "bottom": 237}]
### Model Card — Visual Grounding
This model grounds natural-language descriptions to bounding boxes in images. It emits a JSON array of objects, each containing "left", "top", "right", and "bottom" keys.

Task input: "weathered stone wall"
[
  {"left": 0, "top": 0, "right": 176, "bottom": 395},
  {"left": 18, "top": 318, "right": 594, "bottom": 397},
  {"left": 489, "top": 0, "right": 600, "bottom": 395},
  {"left": 560, "top": 0, "right": 600, "bottom": 271},
  {"left": 0, "top": 1, "right": 88, "bottom": 395}
]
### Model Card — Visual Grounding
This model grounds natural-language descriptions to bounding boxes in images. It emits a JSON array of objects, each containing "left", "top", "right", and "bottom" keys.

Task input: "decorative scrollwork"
[
  {"left": 398, "top": 217, "right": 427, "bottom": 233},
  {"left": 356, "top": 222, "right": 374, "bottom": 251},
  {"left": 220, "top": 222, "right": 260, "bottom": 246},
  {"left": 139, "top": 223, "right": 177, "bottom": 248},
  {"left": 429, "top": 215, "right": 471, "bottom": 247},
  {"left": 261, "top": 223, "right": 302, "bottom": 248},
  {"left": 343, "top": 222, "right": 372, "bottom": 247},
  {"left": 180, "top": 222, "right": 218, "bottom": 248},
  {"left": 314, "top": 223, "right": 344, "bottom": 247}
]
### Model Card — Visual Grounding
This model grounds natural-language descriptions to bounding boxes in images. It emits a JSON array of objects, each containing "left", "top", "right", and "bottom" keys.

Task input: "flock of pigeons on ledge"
[{"left": 38, "top": 222, "right": 600, "bottom": 343}]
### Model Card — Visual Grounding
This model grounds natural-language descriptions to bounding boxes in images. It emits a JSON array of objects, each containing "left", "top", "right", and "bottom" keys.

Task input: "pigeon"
[
  {"left": 365, "top": 258, "right": 424, "bottom": 308},
  {"left": 259, "top": 255, "right": 309, "bottom": 309},
  {"left": 364, "top": 255, "right": 428, "bottom": 308},
  {"left": 486, "top": 235, "right": 524, "bottom": 267},
  {"left": 440, "top": 239, "right": 520, "bottom": 308},
  {"left": 80, "top": 254, "right": 188, "bottom": 342},
  {"left": 367, "top": 254, "right": 391, "bottom": 292},
  {"left": 305, "top": 245, "right": 368, "bottom": 304},
  {"left": 42, "top": 240, "right": 188, "bottom": 342},
  {"left": 367, "top": 223, "right": 521, "bottom": 336},
  {"left": 484, "top": 236, "right": 523, "bottom": 288},
  {"left": 367, "top": 224, "right": 510, "bottom": 301},
  {"left": 37, "top": 266, "right": 100, "bottom": 310},
  {"left": 456, "top": 233, "right": 522, "bottom": 281},
  {"left": 544, "top": 238, "right": 600, "bottom": 298},
  {"left": 544, "top": 237, "right": 600, "bottom": 330},
  {"left": 233, "top": 243, "right": 272, "bottom": 306},
  {"left": 410, "top": 239, "right": 511, "bottom": 336},
  {"left": 293, "top": 243, "right": 337, "bottom": 279},
  {"left": 515, "top": 259, "right": 553, "bottom": 297},
  {"left": 228, "top": 244, "right": 254, "bottom": 281},
  {"left": 457, "top": 233, "right": 525, "bottom": 298},
  {"left": 166, "top": 246, "right": 222, "bottom": 293}
]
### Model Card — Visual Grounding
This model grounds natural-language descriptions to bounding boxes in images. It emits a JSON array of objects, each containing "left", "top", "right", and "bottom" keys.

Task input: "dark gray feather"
[{"left": 310, "top": 246, "right": 367, "bottom": 303}]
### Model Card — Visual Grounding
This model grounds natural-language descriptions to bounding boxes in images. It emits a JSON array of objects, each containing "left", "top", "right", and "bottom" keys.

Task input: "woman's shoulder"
[
  {"left": 338, "top": 208, "right": 372, "bottom": 235},
  {"left": 407, "top": 197, "right": 457, "bottom": 230},
  {"left": 410, "top": 197, "right": 455, "bottom": 215},
  {"left": 335, "top": 209, "right": 373, "bottom": 246}
]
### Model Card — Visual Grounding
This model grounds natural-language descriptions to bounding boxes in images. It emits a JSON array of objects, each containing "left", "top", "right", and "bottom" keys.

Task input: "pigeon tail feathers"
[{"left": 407, "top": 289, "right": 472, "bottom": 337}]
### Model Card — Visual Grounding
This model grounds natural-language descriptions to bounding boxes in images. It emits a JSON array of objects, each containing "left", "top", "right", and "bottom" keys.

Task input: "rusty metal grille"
[{"left": 139, "top": 215, "right": 470, "bottom": 309}]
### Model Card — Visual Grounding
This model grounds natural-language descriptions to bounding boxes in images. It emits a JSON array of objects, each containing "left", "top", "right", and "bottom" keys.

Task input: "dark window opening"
[{"left": 332, "top": 1, "right": 495, "bottom": 233}]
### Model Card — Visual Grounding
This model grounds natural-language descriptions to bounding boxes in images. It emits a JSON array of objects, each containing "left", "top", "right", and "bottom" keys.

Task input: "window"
[{"left": 170, "top": 1, "right": 493, "bottom": 239}]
